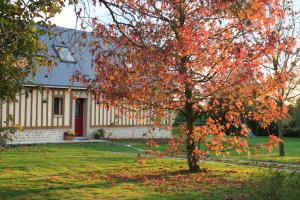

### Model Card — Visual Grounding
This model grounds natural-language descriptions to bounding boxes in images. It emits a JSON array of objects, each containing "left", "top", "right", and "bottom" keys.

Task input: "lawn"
[
  {"left": 0, "top": 142, "right": 300, "bottom": 199},
  {"left": 117, "top": 137, "right": 300, "bottom": 164},
  {"left": 223, "top": 137, "right": 300, "bottom": 164}
]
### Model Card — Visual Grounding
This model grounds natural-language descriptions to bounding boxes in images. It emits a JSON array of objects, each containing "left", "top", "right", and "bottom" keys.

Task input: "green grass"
[
  {"left": 117, "top": 137, "right": 300, "bottom": 164},
  {"left": 225, "top": 137, "right": 300, "bottom": 164},
  {"left": 0, "top": 142, "right": 300, "bottom": 199}
]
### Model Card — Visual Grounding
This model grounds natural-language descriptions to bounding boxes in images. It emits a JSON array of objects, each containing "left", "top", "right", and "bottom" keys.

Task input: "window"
[
  {"left": 54, "top": 46, "right": 76, "bottom": 62},
  {"left": 75, "top": 101, "right": 80, "bottom": 117},
  {"left": 53, "top": 97, "right": 63, "bottom": 115}
]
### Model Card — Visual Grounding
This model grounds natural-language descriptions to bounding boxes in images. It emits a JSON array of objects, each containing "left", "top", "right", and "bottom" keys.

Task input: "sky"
[
  {"left": 51, "top": 1, "right": 300, "bottom": 29},
  {"left": 50, "top": 5, "right": 77, "bottom": 29},
  {"left": 50, "top": 3, "right": 108, "bottom": 30}
]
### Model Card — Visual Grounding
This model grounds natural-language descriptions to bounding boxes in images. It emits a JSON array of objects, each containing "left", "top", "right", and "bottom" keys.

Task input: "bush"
[
  {"left": 63, "top": 130, "right": 75, "bottom": 136},
  {"left": 0, "top": 132, "right": 11, "bottom": 147},
  {"left": 93, "top": 128, "right": 105, "bottom": 139},
  {"left": 63, "top": 130, "right": 75, "bottom": 140},
  {"left": 172, "top": 111, "right": 206, "bottom": 127},
  {"left": 0, "top": 115, "right": 18, "bottom": 147},
  {"left": 284, "top": 129, "right": 300, "bottom": 137}
]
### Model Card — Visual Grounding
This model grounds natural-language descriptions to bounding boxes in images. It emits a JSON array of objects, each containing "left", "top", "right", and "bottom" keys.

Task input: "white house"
[{"left": 0, "top": 27, "right": 172, "bottom": 144}]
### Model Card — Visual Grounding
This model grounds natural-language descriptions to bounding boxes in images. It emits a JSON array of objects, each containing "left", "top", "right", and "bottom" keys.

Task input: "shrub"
[
  {"left": 0, "top": 115, "right": 19, "bottom": 147},
  {"left": 64, "top": 130, "right": 75, "bottom": 136},
  {"left": 63, "top": 130, "right": 75, "bottom": 140},
  {"left": 93, "top": 128, "right": 105, "bottom": 139}
]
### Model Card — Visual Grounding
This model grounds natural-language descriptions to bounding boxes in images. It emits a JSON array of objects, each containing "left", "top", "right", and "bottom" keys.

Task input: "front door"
[{"left": 75, "top": 98, "right": 84, "bottom": 136}]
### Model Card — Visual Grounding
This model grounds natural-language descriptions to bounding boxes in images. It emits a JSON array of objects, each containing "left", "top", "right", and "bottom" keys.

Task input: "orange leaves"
[
  {"left": 225, "top": 112, "right": 235, "bottom": 122},
  {"left": 140, "top": 159, "right": 145, "bottom": 167},
  {"left": 269, "top": 134, "right": 283, "bottom": 143},
  {"left": 248, "top": 100, "right": 253, "bottom": 107},
  {"left": 90, "top": 1, "right": 285, "bottom": 115},
  {"left": 235, "top": 0, "right": 283, "bottom": 27},
  {"left": 103, "top": 175, "right": 118, "bottom": 187},
  {"left": 46, "top": 176, "right": 60, "bottom": 181},
  {"left": 145, "top": 139, "right": 159, "bottom": 150},
  {"left": 226, "top": 123, "right": 231, "bottom": 129},
  {"left": 90, "top": 172, "right": 99, "bottom": 180},
  {"left": 104, "top": 175, "right": 110, "bottom": 181},
  {"left": 87, "top": 0, "right": 290, "bottom": 169},
  {"left": 193, "top": 148, "right": 206, "bottom": 158},
  {"left": 255, "top": 134, "right": 283, "bottom": 153},
  {"left": 136, "top": 153, "right": 147, "bottom": 168}
]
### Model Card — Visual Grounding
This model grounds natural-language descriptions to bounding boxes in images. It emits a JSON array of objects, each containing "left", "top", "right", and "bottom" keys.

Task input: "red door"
[{"left": 75, "top": 99, "right": 84, "bottom": 136}]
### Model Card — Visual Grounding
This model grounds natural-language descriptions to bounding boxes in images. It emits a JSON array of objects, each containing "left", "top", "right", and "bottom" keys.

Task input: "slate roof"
[{"left": 26, "top": 26, "right": 96, "bottom": 88}]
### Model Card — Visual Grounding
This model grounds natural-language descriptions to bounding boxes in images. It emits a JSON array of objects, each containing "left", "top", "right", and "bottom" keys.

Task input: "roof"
[{"left": 26, "top": 26, "right": 96, "bottom": 88}]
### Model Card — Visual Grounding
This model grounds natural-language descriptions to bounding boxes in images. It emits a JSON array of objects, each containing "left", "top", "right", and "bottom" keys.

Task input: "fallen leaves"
[
  {"left": 5, "top": 167, "right": 13, "bottom": 172},
  {"left": 104, "top": 175, "right": 110, "bottom": 181},
  {"left": 90, "top": 172, "right": 99, "bottom": 180},
  {"left": 46, "top": 176, "right": 60, "bottom": 181},
  {"left": 104, "top": 167, "right": 246, "bottom": 195}
]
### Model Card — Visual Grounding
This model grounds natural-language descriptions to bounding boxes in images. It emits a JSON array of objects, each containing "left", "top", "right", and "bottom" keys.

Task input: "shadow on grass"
[
  {"left": 45, "top": 142, "right": 141, "bottom": 154},
  {"left": 2, "top": 168, "right": 300, "bottom": 200},
  {"left": 0, "top": 181, "right": 114, "bottom": 200},
  {"left": 0, "top": 168, "right": 243, "bottom": 200}
]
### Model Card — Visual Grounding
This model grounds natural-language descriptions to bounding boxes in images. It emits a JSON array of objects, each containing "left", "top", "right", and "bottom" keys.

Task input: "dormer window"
[{"left": 54, "top": 46, "right": 76, "bottom": 62}]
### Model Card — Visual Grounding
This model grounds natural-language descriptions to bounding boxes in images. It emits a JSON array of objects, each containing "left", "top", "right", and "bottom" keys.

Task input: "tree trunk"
[
  {"left": 277, "top": 99, "right": 285, "bottom": 156},
  {"left": 277, "top": 119, "right": 285, "bottom": 156},
  {"left": 185, "top": 118, "right": 200, "bottom": 173},
  {"left": 179, "top": 55, "right": 199, "bottom": 172},
  {"left": 184, "top": 94, "right": 200, "bottom": 173}
]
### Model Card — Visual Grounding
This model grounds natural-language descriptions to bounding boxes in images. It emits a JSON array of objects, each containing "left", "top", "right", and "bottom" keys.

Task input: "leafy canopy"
[
  {"left": 0, "top": 0, "right": 66, "bottom": 103},
  {"left": 81, "top": 0, "right": 292, "bottom": 171}
]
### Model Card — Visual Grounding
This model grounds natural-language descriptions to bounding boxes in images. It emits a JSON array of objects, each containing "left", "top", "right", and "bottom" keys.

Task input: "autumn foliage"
[{"left": 85, "top": 0, "right": 292, "bottom": 172}]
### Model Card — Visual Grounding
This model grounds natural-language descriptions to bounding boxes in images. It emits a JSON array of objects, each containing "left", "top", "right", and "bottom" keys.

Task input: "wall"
[
  {"left": 8, "top": 128, "right": 65, "bottom": 145},
  {"left": 7, "top": 126, "right": 171, "bottom": 145},
  {"left": 0, "top": 87, "right": 72, "bottom": 128},
  {"left": 89, "top": 126, "right": 171, "bottom": 139},
  {"left": 2, "top": 87, "right": 172, "bottom": 144},
  {"left": 90, "top": 97, "right": 172, "bottom": 127}
]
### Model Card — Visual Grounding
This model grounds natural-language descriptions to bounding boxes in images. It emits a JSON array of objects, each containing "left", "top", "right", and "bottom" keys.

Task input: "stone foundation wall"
[
  {"left": 6, "top": 126, "right": 171, "bottom": 145},
  {"left": 8, "top": 129, "right": 65, "bottom": 145},
  {"left": 89, "top": 126, "right": 171, "bottom": 139}
]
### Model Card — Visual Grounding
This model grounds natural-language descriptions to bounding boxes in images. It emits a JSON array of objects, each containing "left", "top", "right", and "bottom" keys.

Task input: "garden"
[{"left": 0, "top": 140, "right": 300, "bottom": 200}]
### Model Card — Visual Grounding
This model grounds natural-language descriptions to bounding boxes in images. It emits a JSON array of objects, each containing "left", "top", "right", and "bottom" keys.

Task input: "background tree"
[
  {"left": 0, "top": 0, "right": 66, "bottom": 145},
  {"left": 0, "top": 0, "right": 67, "bottom": 104},
  {"left": 83, "top": 0, "right": 289, "bottom": 172},
  {"left": 262, "top": 0, "right": 300, "bottom": 156},
  {"left": 294, "top": 98, "right": 300, "bottom": 129},
  {"left": 286, "top": 98, "right": 300, "bottom": 133}
]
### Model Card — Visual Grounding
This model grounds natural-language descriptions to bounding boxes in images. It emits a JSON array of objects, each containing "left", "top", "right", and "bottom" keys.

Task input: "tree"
[
  {"left": 84, "top": 0, "right": 288, "bottom": 172},
  {"left": 0, "top": 0, "right": 66, "bottom": 145},
  {"left": 292, "top": 98, "right": 300, "bottom": 130},
  {"left": 262, "top": 0, "right": 300, "bottom": 156},
  {"left": 0, "top": 0, "right": 67, "bottom": 104}
]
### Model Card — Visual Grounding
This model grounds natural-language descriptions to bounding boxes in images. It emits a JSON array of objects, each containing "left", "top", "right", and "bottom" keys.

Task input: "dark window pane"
[
  {"left": 54, "top": 97, "right": 62, "bottom": 115},
  {"left": 75, "top": 101, "right": 80, "bottom": 117}
]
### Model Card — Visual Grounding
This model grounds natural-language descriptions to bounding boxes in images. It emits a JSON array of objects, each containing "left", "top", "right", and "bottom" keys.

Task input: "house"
[{"left": 1, "top": 27, "right": 172, "bottom": 145}]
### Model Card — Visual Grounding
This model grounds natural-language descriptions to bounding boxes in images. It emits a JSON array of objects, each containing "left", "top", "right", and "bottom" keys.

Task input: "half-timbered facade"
[{"left": 1, "top": 27, "right": 171, "bottom": 144}]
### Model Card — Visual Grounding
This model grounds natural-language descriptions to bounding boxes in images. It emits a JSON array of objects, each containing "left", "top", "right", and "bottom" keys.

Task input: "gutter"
[{"left": 23, "top": 84, "right": 87, "bottom": 90}]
